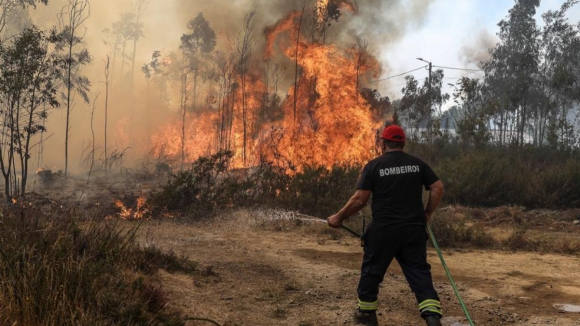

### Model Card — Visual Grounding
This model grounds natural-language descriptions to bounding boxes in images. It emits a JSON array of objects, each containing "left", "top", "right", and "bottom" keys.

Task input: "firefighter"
[{"left": 327, "top": 125, "right": 445, "bottom": 326}]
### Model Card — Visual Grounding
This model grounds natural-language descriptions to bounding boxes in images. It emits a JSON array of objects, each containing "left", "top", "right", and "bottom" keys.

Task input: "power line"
[
  {"left": 369, "top": 65, "right": 481, "bottom": 85},
  {"left": 376, "top": 81, "right": 410, "bottom": 93},
  {"left": 433, "top": 65, "right": 482, "bottom": 72},
  {"left": 368, "top": 66, "right": 427, "bottom": 84}
]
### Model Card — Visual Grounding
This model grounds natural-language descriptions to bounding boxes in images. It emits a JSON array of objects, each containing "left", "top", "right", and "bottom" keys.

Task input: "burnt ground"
[{"left": 127, "top": 210, "right": 580, "bottom": 326}]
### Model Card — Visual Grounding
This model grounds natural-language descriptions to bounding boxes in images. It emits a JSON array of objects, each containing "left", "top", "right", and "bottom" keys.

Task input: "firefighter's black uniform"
[{"left": 356, "top": 150, "right": 442, "bottom": 318}]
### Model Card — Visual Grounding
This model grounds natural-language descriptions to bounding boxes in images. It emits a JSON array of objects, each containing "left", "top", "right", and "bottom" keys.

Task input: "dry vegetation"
[
  {"left": 0, "top": 203, "right": 195, "bottom": 326},
  {"left": 1, "top": 149, "right": 579, "bottom": 324}
]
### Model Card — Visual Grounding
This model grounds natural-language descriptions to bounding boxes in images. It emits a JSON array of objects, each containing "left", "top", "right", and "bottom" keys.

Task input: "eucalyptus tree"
[
  {"left": 235, "top": 9, "right": 254, "bottom": 166},
  {"left": 110, "top": 11, "right": 143, "bottom": 86},
  {"left": 539, "top": 0, "right": 580, "bottom": 149},
  {"left": 398, "top": 69, "right": 449, "bottom": 141},
  {"left": 482, "top": 0, "right": 540, "bottom": 146},
  {"left": 57, "top": 0, "right": 92, "bottom": 176},
  {"left": 141, "top": 50, "right": 162, "bottom": 144},
  {"left": 178, "top": 12, "right": 216, "bottom": 169},
  {"left": 0, "top": 0, "right": 48, "bottom": 35},
  {"left": 480, "top": 0, "right": 580, "bottom": 148},
  {"left": 452, "top": 77, "right": 491, "bottom": 147},
  {"left": 129, "top": 0, "right": 148, "bottom": 89},
  {"left": 0, "top": 27, "right": 63, "bottom": 200}
]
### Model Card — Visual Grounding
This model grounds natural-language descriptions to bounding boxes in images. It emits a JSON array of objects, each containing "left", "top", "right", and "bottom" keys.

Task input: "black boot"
[
  {"left": 424, "top": 315, "right": 442, "bottom": 326},
  {"left": 353, "top": 309, "right": 379, "bottom": 326}
]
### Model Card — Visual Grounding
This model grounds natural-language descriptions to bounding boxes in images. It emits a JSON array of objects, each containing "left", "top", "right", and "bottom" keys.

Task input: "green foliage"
[
  {"left": 398, "top": 69, "right": 450, "bottom": 142},
  {"left": 274, "top": 165, "right": 363, "bottom": 218},
  {"left": 453, "top": 0, "right": 580, "bottom": 149},
  {"left": 424, "top": 146, "right": 580, "bottom": 208},
  {"left": 148, "top": 150, "right": 254, "bottom": 218},
  {"left": 181, "top": 13, "right": 217, "bottom": 55},
  {"left": 147, "top": 152, "right": 364, "bottom": 220},
  {"left": 0, "top": 26, "right": 64, "bottom": 198},
  {"left": 0, "top": 206, "right": 189, "bottom": 326}
]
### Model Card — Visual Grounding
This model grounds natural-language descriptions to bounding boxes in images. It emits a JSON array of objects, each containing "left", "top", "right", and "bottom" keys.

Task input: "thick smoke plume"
[
  {"left": 459, "top": 30, "right": 497, "bottom": 70},
  {"left": 18, "top": 0, "right": 434, "bottom": 173}
]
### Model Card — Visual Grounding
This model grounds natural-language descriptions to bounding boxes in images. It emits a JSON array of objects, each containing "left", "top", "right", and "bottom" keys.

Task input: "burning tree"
[
  {"left": 260, "top": 0, "right": 382, "bottom": 167},
  {"left": 178, "top": 12, "right": 216, "bottom": 170},
  {"left": 149, "top": 0, "right": 391, "bottom": 171}
]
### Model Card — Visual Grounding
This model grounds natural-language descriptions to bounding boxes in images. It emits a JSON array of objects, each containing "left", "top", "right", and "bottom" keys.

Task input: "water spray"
[{"left": 294, "top": 212, "right": 361, "bottom": 238}]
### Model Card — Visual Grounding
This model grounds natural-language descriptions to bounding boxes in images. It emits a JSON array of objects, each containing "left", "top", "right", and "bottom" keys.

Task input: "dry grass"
[{"left": 0, "top": 204, "right": 195, "bottom": 326}]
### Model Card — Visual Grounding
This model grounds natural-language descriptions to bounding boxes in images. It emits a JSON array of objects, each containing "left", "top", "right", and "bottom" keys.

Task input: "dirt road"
[{"left": 134, "top": 211, "right": 580, "bottom": 326}]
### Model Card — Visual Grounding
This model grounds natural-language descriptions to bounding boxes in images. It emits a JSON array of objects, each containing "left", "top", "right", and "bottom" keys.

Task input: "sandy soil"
[{"left": 128, "top": 210, "right": 580, "bottom": 326}]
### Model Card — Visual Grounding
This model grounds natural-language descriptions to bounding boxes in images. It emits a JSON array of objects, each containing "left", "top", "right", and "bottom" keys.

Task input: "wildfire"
[
  {"left": 113, "top": 196, "right": 149, "bottom": 219},
  {"left": 316, "top": 0, "right": 357, "bottom": 24},
  {"left": 261, "top": 4, "right": 381, "bottom": 167},
  {"left": 316, "top": 0, "right": 330, "bottom": 23},
  {"left": 150, "top": 1, "right": 387, "bottom": 170}
]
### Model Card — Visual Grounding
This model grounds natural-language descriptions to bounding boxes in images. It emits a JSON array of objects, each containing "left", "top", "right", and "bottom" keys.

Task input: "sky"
[{"left": 373, "top": 0, "right": 580, "bottom": 109}]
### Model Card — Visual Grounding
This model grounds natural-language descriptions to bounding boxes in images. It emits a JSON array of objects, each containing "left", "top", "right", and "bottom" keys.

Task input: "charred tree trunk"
[
  {"left": 181, "top": 70, "right": 188, "bottom": 171},
  {"left": 87, "top": 93, "right": 99, "bottom": 184},
  {"left": 238, "top": 9, "right": 255, "bottom": 166},
  {"left": 104, "top": 56, "right": 110, "bottom": 177},
  {"left": 61, "top": 0, "right": 91, "bottom": 177},
  {"left": 293, "top": 2, "right": 306, "bottom": 123}
]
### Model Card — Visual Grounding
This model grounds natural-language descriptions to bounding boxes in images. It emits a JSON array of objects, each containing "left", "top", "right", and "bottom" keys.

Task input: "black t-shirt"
[{"left": 357, "top": 151, "right": 439, "bottom": 228}]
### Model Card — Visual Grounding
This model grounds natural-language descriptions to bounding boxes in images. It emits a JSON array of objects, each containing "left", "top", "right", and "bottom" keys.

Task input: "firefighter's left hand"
[{"left": 327, "top": 214, "right": 343, "bottom": 228}]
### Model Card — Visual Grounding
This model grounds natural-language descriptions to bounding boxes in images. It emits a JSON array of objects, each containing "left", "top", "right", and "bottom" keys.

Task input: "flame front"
[{"left": 150, "top": 2, "right": 387, "bottom": 170}]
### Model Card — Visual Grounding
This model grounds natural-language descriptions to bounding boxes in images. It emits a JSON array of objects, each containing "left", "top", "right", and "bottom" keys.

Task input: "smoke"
[
  {"left": 173, "top": 0, "right": 434, "bottom": 53},
  {"left": 17, "top": 0, "right": 435, "bottom": 173},
  {"left": 339, "top": 0, "right": 434, "bottom": 49},
  {"left": 459, "top": 30, "right": 498, "bottom": 69}
]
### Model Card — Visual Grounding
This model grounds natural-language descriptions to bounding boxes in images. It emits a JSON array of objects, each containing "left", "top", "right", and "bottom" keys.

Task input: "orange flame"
[
  {"left": 150, "top": 3, "right": 387, "bottom": 170},
  {"left": 113, "top": 196, "right": 149, "bottom": 220},
  {"left": 316, "top": 0, "right": 357, "bottom": 24}
]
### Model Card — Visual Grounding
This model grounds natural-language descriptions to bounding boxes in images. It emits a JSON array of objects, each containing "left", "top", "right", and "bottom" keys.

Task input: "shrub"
[
  {"left": 429, "top": 209, "right": 496, "bottom": 248},
  {"left": 503, "top": 227, "right": 540, "bottom": 252},
  {"left": 420, "top": 146, "right": 580, "bottom": 208},
  {"left": 0, "top": 205, "right": 190, "bottom": 326},
  {"left": 148, "top": 150, "right": 254, "bottom": 218},
  {"left": 274, "top": 165, "right": 364, "bottom": 218}
]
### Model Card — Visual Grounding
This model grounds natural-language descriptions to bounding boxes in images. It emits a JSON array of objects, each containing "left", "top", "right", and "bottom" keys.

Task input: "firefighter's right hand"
[{"left": 327, "top": 214, "right": 343, "bottom": 228}]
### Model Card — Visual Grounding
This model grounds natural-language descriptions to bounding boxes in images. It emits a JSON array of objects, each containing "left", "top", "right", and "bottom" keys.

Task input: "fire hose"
[
  {"left": 312, "top": 214, "right": 476, "bottom": 326},
  {"left": 427, "top": 223, "right": 476, "bottom": 326}
]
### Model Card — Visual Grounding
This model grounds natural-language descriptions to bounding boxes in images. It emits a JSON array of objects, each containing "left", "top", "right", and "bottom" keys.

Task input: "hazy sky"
[{"left": 374, "top": 0, "right": 580, "bottom": 107}]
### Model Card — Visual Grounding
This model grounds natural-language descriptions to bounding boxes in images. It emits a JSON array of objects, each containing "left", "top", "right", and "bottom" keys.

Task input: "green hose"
[{"left": 427, "top": 223, "right": 476, "bottom": 326}]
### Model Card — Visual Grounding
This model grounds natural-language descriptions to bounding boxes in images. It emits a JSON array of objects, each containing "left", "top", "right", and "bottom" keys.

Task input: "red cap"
[{"left": 381, "top": 125, "right": 406, "bottom": 143}]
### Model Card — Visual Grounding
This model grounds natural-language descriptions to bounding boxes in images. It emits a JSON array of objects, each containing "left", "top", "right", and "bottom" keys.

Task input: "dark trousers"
[{"left": 357, "top": 224, "right": 441, "bottom": 317}]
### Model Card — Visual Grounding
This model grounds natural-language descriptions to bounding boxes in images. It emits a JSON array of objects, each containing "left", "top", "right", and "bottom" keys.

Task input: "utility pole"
[{"left": 417, "top": 58, "right": 432, "bottom": 135}]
